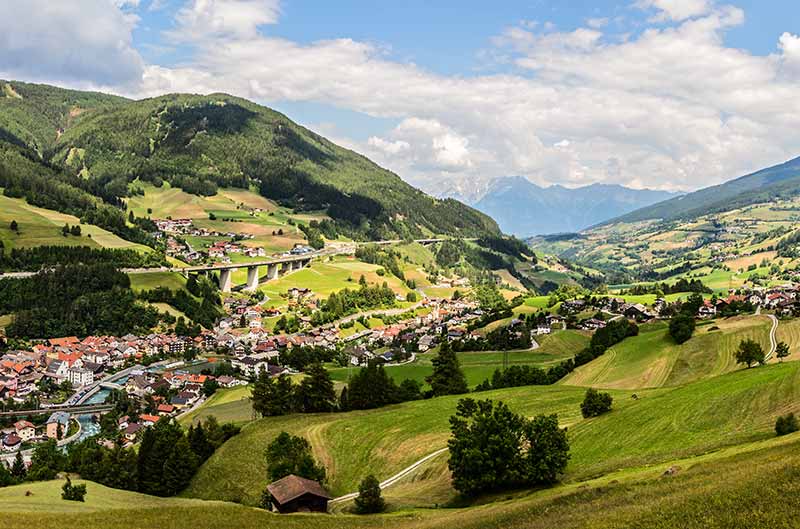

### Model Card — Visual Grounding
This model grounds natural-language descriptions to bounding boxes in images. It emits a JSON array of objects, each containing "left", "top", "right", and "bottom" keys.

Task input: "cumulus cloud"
[
  {"left": 635, "top": 0, "right": 713, "bottom": 22},
  {"left": 0, "top": 0, "right": 144, "bottom": 88},
  {"left": 170, "top": 0, "right": 280, "bottom": 41},
  {"left": 5, "top": 1, "right": 800, "bottom": 196}
]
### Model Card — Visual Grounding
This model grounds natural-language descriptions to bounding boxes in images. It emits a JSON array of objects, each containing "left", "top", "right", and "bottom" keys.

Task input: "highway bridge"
[
  {"left": 0, "top": 403, "right": 115, "bottom": 418},
  {"left": 0, "top": 238, "right": 473, "bottom": 292}
]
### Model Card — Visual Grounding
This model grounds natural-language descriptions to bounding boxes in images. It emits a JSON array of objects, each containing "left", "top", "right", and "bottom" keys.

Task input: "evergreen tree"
[
  {"left": 251, "top": 372, "right": 293, "bottom": 417},
  {"left": 346, "top": 363, "right": 399, "bottom": 410},
  {"left": 61, "top": 476, "right": 87, "bottom": 502},
  {"left": 0, "top": 459, "right": 14, "bottom": 487},
  {"left": 70, "top": 225, "right": 81, "bottom": 236},
  {"left": 163, "top": 437, "right": 199, "bottom": 495},
  {"left": 427, "top": 341, "right": 468, "bottom": 396},
  {"left": 354, "top": 474, "right": 385, "bottom": 514},
  {"left": 293, "top": 363, "right": 336, "bottom": 413},
  {"left": 265, "top": 432, "right": 326, "bottom": 483},
  {"left": 188, "top": 424, "right": 215, "bottom": 463},
  {"left": 27, "top": 439, "right": 65, "bottom": 481},
  {"left": 9, "top": 220, "right": 18, "bottom": 232},
  {"left": 11, "top": 451, "right": 26, "bottom": 480}
]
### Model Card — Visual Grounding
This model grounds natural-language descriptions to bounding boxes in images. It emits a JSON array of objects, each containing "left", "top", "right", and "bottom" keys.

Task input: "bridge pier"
[
  {"left": 280, "top": 262, "right": 291, "bottom": 275},
  {"left": 267, "top": 264, "right": 279, "bottom": 280},
  {"left": 245, "top": 266, "right": 260, "bottom": 292},
  {"left": 219, "top": 269, "right": 233, "bottom": 293}
]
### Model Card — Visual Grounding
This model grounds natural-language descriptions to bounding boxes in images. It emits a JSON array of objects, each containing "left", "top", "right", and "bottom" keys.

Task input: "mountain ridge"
[
  {"left": 470, "top": 176, "right": 678, "bottom": 236},
  {"left": 0, "top": 80, "right": 499, "bottom": 243}
]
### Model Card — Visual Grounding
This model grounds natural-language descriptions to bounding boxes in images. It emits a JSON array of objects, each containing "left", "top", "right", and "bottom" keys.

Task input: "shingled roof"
[{"left": 267, "top": 474, "right": 331, "bottom": 505}]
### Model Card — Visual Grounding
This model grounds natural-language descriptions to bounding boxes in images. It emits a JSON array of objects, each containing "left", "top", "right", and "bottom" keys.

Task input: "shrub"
[
  {"left": 775, "top": 413, "right": 799, "bottom": 436},
  {"left": 354, "top": 475, "right": 385, "bottom": 514},
  {"left": 580, "top": 388, "right": 613, "bottom": 418},
  {"left": 61, "top": 477, "right": 87, "bottom": 502}
]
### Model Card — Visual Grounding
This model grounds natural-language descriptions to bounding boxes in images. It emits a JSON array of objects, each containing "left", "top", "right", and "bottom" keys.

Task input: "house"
[
  {"left": 267, "top": 474, "right": 331, "bottom": 514},
  {"left": 157, "top": 404, "right": 175, "bottom": 416},
  {"left": 698, "top": 300, "right": 717, "bottom": 319},
  {"left": 580, "top": 318, "right": 606, "bottom": 331},
  {"left": 14, "top": 420, "right": 36, "bottom": 442},
  {"left": 124, "top": 423, "right": 142, "bottom": 442},
  {"left": 67, "top": 366, "right": 94, "bottom": 387},
  {"left": 622, "top": 304, "right": 655, "bottom": 322},
  {"left": 2, "top": 432, "right": 21, "bottom": 452},
  {"left": 535, "top": 324, "right": 552, "bottom": 335},
  {"left": 46, "top": 411, "right": 70, "bottom": 439},
  {"left": 45, "top": 359, "right": 69, "bottom": 382},
  {"left": 418, "top": 335, "right": 437, "bottom": 352}
]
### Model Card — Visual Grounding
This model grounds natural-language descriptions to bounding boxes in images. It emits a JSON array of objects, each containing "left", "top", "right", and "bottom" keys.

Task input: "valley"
[{"left": 4, "top": 79, "right": 800, "bottom": 529}]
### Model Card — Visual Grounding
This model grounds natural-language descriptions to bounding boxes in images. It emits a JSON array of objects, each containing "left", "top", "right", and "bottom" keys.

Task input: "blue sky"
[{"left": 3, "top": 0, "right": 800, "bottom": 197}]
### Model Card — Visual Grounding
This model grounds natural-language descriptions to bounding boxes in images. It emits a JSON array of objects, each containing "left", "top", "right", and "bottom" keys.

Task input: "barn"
[{"left": 267, "top": 474, "right": 331, "bottom": 513}]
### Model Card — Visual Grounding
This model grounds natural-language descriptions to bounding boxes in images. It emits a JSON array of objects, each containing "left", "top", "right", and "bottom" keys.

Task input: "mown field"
[
  {"left": 560, "top": 316, "right": 772, "bottom": 389},
  {"left": 9, "top": 433, "right": 800, "bottom": 529},
  {"left": 182, "top": 359, "right": 800, "bottom": 509},
  {"left": 0, "top": 192, "right": 150, "bottom": 254}
]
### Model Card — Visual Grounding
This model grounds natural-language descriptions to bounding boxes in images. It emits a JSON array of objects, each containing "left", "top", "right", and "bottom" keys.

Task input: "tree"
[
  {"left": 580, "top": 388, "right": 613, "bottom": 418},
  {"left": 202, "top": 378, "right": 219, "bottom": 397},
  {"left": 427, "top": 341, "right": 468, "bottom": 396},
  {"left": 61, "top": 476, "right": 87, "bottom": 502},
  {"left": 406, "top": 291, "right": 417, "bottom": 302},
  {"left": 669, "top": 312, "right": 696, "bottom": 344},
  {"left": 70, "top": 225, "right": 81, "bottom": 236},
  {"left": 775, "top": 413, "right": 799, "bottom": 436},
  {"left": 346, "top": 363, "right": 399, "bottom": 410},
  {"left": 162, "top": 437, "right": 199, "bottom": 495},
  {"left": 0, "top": 458, "right": 14, "bottom": 487},
  {"left": 251, "top": 371, "right": 293, "bottom": 417},
  {"left": 62, "top": 224, "right": 70, "bottom": 237},
  {"left": 447, "top": 398, "right": 569, "bottom": 497},
  {"left": 128, "top": 210, "right": 135, "bottom": 223},
  {"left": 776, "top": 341, "right": 790, "bottom": 362},
  {"left": 293, "top": 363, "right": 336, "bottom": 413},
  {"left": 11, "top": 451, "right": 26, "bottom": 480},
  {"left": 28, "top": 439, "right": 66, "bottom": 481},
  {"left": 265, "top": 432, "right": 326, "bottom": 483},
  {"left": 9, "top": 220, "right": 18, "bottom": 233},
  {"left": 354, "top": 474, "right": 385, "bottom": 514},
  {"left": 735, "top": 339, "right": 765, "bottom": 368}
]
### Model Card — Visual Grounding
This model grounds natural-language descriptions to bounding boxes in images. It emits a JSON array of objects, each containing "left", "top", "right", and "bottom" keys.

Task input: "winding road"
[
  {"left": 329, "top": 447, "right": 449, "bottom": 504},
  {"left": 765, "top": 313, "right": 779, "bottom": 362}
]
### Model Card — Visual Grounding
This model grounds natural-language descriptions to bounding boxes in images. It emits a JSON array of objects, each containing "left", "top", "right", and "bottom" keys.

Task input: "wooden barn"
[{"left": 267, "top": 474, "right": 331, "bottom": 513}]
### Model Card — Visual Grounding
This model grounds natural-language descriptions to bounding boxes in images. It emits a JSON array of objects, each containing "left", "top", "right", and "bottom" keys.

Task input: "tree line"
[{"left": 0, "top": 245, "right": 168, "bottom": 272}]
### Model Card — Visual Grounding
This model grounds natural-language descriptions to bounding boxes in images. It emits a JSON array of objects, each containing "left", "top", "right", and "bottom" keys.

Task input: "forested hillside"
[{"left": 0, "top": 80, "right": 499, "bottom": 242}]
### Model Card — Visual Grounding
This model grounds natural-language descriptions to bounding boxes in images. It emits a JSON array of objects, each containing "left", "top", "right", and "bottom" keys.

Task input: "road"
[
  {"left": 330, "top": 447, "right": 449, "bottom": 504},
  {"left": 765, "top": 314, "right": 779, "bottom": 361}
]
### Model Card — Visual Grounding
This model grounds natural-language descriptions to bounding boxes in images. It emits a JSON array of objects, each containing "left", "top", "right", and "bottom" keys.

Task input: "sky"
[{"left": 2, "top": 0, "right": 800, "bottom": 197}]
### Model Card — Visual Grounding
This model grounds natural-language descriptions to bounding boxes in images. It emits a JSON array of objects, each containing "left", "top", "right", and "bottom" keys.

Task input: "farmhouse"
[
  {"left": 267, "top": 474, "right": 331, "bottom": 513},
  {"left": 46, "top": 411, "right": 70, "bottom": 439}
]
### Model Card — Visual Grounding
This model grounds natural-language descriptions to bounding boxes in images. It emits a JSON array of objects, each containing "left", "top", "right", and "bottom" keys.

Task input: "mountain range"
[
  {"left": 466, "top": 176, "right": 679, "bottom": 236},
  {"left": 602, "top": 155, "right": 800, "bottom": 225}
]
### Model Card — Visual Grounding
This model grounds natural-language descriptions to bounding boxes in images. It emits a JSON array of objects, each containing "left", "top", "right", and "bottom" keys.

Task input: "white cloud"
[
  {"left": 0, "top": 0, "right": 144, "bottom": 87},
  {"left": 6, "top": 1, "right": 800, "bottom": 197},
  {"left": 170, "top": 0, "right": 280, "bottom": 41},
  {"left": 635, "top": 0, "right": 712, "bottom": 22}
]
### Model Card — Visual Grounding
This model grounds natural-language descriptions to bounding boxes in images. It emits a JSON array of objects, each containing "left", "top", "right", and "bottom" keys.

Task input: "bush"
[
  {"left": 775, "top": 413, "right": 799, "bottom": 436},
  {"left": 61, "top": 477, "right": 87, "bottom": 502},
  {"left": 580, "top": 388, "right": 613, "bottom": 418},
  {"left": 669, "top": 312, "right": 696, "bottom": 344},
  {"left": 354, "top": 474, "right": 385, "bottom": 514}
]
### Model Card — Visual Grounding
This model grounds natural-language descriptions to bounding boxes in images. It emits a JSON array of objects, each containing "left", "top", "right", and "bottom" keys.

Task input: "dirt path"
[
  {"left": 329, "top": 447, "right": 449, "bottom": 503},
  {"left": 765, "top": 314, "right": 778, "bottom": 361}
]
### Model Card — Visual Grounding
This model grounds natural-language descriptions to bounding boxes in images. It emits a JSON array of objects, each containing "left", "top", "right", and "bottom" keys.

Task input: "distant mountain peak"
[{"left": 471, "top": 176, "right": 679, "bottom": 237}]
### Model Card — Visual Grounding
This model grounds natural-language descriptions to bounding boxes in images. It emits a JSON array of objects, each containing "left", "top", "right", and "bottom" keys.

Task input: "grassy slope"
[
  {"left": 184, "top": 359, "right": 800, "bottom": 508},
  {"left": 560, "top": 316, "right": 771, "bottom": 389},
  {"left": 0, "top": 193, "right": 150, "bottom": 254}
]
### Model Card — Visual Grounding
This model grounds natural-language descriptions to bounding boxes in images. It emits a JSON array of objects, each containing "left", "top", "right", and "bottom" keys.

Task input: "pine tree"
[
  {"left": 163, "top": 437, "right": 199, "bottom": 495},
  {"left": 0, "top": 459, "right": 14, "bottom": 486},
  {"left": 354, "top": 474, "right": 385, "bottom": 514},
  {"left": 427, "top": 340, "right": 468, "bottom": 396},
  {"left": 11, "top": 451, "right": 26, "bottom": 480},
  {"left": 293, "top": 363, "right": 336, "bottom": 413}
]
